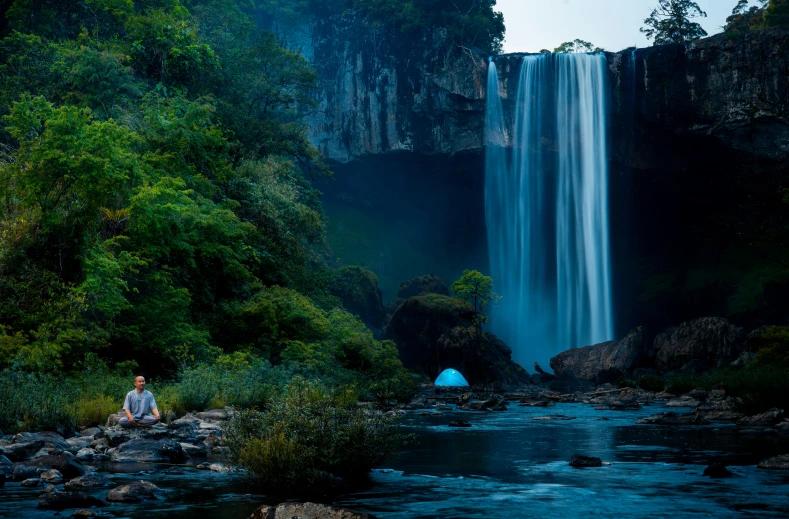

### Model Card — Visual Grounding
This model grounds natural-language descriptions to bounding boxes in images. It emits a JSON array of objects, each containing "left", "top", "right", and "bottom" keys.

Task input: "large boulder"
[
  {"left": 651, "top": 317, "right": 744, "bottom": 372},
  {"left": 25, "top": 453, "right": 87, "bottom": 480},
  {"left": 385, "top": 294, "right": 530, "bottom": 386},
  {"left": 549, "top": 328, "right": 646, "bottom": 382},
  {"left": 331, "top": 266, "right": 386, "bottom": 329},
  {"left": 110, "top": 439, "right": 185, "bottom": 463},
  {"left": 249, "top": 502, "right": 377, "bottom": 519}
]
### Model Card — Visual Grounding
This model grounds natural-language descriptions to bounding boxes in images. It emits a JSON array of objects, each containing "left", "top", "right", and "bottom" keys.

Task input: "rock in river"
[
  {"left": 65, "top": 473, "right": 112, "bottom": 490},
  {"left": 636, "top": 412, "right": 710, "bottom": 425},
  {"left": 106, "top": 480, "right": 160, "bottom": 502},
  {"left": 703, "top": 463, "right": 734, "bottom": 478},
  {"left": 569, "top": 455, "right": 603, "bottom": 468},
  {"left": 110, "top": 439, "right": 186, "bottom": 463},
  {"left": 249, "top": 502, "right": 378, "bottom": 519},
  {"left": 757, "top": 455, "right": 789, "bottom": 470},
  {"left": 38, "top": 491, "right": 108, "bottom": 510}
]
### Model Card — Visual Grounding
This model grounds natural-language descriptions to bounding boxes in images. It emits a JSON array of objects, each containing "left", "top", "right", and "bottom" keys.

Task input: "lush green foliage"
[
  {"left": 226, "top": 378, "right": 408, "bottom": 494},
  {"left": 636, "top": 374, "right": 666, "bottom": 392},
  {"left": 640, "top": 0, "right": 708, "bottom": 45},
  {"left": 450, "top": 269, "right": 501, "bottom": 327},
  {"left": 0, "top": 0, "right": 413, "bottom": 395},
  {"left": 257, "top": 0, "right": 505, "bottom": 55},
  {"left": 725, "top": 0, "right": 789, "bottom": 34}
]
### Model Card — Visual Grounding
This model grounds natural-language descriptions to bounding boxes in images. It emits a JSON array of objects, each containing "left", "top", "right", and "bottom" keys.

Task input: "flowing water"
[
  {"left": 2, "top": 405, "right": 788, "bottom": 518},
  {"left": 485, "top": 54, "right": 614, "bottom": 370}
]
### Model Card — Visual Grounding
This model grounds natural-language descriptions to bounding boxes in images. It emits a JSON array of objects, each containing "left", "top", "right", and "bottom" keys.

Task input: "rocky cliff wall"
[{"left": 296, "top": 21, "right": 788, "bottom": 166}]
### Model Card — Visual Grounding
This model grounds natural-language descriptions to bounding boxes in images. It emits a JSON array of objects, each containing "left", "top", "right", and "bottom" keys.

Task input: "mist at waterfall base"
[{"left": 485, "top": 55, "right": 614, "bottom": 372}]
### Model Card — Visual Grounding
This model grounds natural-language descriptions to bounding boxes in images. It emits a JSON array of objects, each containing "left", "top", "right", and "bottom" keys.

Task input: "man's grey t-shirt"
[{"left": 123, "top": 389, "right": 157, "bottom": 419}]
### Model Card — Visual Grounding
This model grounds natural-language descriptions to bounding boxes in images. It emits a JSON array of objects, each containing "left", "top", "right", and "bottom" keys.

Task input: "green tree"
[
  {"left": 725, "top": 0, "right": 767, "bottom": 34},
  {"left": 450, "top": 269, "right": 501, "bottom": 329},
  {"left": 764, "top": 0, "right": 789, "bottom": 27},
  {"left": 553, "top": 39, "right": 603, "bottom": 53},
  {"left": 640, "top": 0, "right": 708, "bottom": 45}
]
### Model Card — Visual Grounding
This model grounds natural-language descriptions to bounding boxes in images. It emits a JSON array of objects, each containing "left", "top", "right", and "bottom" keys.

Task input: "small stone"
[
  {"left": 38, "top": 491, "right": 108, "bottom": 510},
  {"left": 703, "top": 463, "right": 734, "bottom": 478},
  {"left": 40, "top": 469, "right": 63, "bottom": 483},
  {"left": 758, "top": 455, "right": 789, "bottom": 470},
  {"left": 21, "top": 477, "right": 42, "bottom": 486},
  {"left": 65, "top": 473, "right": 112, "bottom": 490},
  {"left": 448, "top": 420, "right": 472, "bottom": 427},
  {"left": 569, "top": 454, "right": 603, "bottom": 468},
  {"left": 196, "top": 462, "right": 231, "bottom": 472}
]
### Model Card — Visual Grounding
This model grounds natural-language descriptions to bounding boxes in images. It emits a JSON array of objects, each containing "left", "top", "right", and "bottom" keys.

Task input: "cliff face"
[
  {"left": 609, "top": 30, "right": 789, "bottom": 168},
  {"left": 296, "top": 22, "right": 788, "bottom": 166},
  {"left": 291, "top": 14, "right": 488, "bottom": 162}
]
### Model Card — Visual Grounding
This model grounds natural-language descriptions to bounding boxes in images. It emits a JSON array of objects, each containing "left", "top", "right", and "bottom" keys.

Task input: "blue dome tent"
[{"left": 434, "top": 368, "right": 469, "bottom": 387}]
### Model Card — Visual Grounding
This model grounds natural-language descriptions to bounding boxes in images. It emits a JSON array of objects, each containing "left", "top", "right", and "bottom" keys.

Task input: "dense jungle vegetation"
[{"left": 0, "top": 0, "right": 472, "bottom": 438}]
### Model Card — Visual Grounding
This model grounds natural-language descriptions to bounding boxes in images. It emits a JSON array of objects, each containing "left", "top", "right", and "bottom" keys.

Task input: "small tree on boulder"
[{"left": 450, "top": 270, "right": 501, "bottom": 331}]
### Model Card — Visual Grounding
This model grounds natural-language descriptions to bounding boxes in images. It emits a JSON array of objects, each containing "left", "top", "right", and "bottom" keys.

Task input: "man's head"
[{"left": 134, "top": 376, "right": 146, "bottom": 392}]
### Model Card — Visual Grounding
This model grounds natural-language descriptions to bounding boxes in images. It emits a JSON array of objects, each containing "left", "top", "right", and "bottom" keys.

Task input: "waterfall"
[{"left": 485, "top": 54, "right": 614, "bottom": 371}]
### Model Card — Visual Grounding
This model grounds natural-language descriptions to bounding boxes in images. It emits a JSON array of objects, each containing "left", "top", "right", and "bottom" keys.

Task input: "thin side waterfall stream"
[{"left": 485, "top": 54, "right": 614, "bottom": 370}]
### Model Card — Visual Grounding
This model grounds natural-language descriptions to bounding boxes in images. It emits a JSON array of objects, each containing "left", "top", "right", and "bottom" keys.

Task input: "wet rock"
[
  {"left": 665, "top": 397, "right": 700, "bottom": 408},
  {"left": 194, "top": 409, "right": 229, "bottom": 421},
  {"left": 40, "top": 469, "right": 63, "bottom": 483},
  {"left": 249, "top": 502, "right": 378, "bottom": 519},
  {"left": 79, "top": 427, "right": 103, "bottom": 438},
  {"left": 457, "top": 394, "right": 505, "bottom": 411},
  {"left": 737, "top": 408, "right": 784, "bottom": 427},
  {"left": 595, "top": 401, "right": 642, "bottom": 411},
  {"left": 703, "top": 463, "right": 734, "bottom": 478},
  {"left": 775, "top": 421, "right": 789, "bottom": 436},
  {"left": 636, "top": 412, "right": 710, "bottom": 425},
  {"left": 105, "top": 412, "right": 125, "bottom": 428},
  {"left": 104, "top": 423, "right": 171, "bottom": 447},
  {"left": 180, "top": 442, "right": 206, "bottom": 457},
  {"left": 196, "top": 462, "right": 231, "bottom": 472},
  {"left": 519, "top": 399, "right": 555, "bottom": 407},
  {"left": 651, "top": 318, "right": 744, "bottom": 372},
  {"left": 106, "top": 480, "right": 160, "bottom": 502},
  {"left": 38, "top": 491, "right": 108, "bottom": 510},
  {"left": 1, "top": 440, "right": 44, "bottom": 461},
  {"left": 25, "top": 453, "right": 87, "bottom": 480},
  {"left": 21, "top": 477, "right": 43, "bottom": 486},
  {"left": 757, "top": 455, "right": 789, "bottom": 470},
  {"left": 569, "top": 454, "right": 603, "bottom": 468},
  {"left": 75, "top": 448, "right": 96, "bottom": 461},
  {"left": 448, "top": 420, "right": 471, "bottom": 427},
  {"left": 67, "top": 436, "right": 94, "bottom": 452},
  {"left": 11, "top": 463, "right": 42, "bottom": 481},
  {"left": 110, "top": 439, "right": 185, "bottom": 463},
  {"left": 550, "top": 327, "right": 645, "bottom": 383},
  {"left": 65, "top": 473, "right": 112, "bottom": 490},
  {"left": 162, "top": 467, "right": 185, "bottom": 475}
]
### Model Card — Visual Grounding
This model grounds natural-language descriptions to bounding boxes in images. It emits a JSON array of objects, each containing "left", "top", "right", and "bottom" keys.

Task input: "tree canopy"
[
  {"left": 0, "top": 0, "right": 407, "bottom": 389},
  {"left": 450, "top": 269, "right": 501, "bottom": 328},
  {"left": 640, "top": 0, "right": 708, "bottom": 45}
]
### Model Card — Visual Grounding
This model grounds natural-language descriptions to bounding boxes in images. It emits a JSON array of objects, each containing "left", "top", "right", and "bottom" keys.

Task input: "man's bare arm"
[
  {"left": 151, "top": 408, "right": 160, "bottom": 422},
  {"left": 123, "top": 408, "right": 136, "bottom": 425}
]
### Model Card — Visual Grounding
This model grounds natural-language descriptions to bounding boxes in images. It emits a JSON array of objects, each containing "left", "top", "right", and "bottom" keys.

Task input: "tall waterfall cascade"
[{"left": 484, "top": 53, "right": 614, "bottom": 371}]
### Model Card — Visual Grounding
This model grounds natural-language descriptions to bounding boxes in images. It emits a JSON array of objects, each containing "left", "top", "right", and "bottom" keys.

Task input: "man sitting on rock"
[{"left": 120, "top": 376, "right": 161, "bottom": 428}]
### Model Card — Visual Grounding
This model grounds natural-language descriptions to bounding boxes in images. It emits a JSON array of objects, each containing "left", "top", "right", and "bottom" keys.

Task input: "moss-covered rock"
[
  {"left": 384, "top": 294, "right": 529, "bottom": 386},
  {"left": 330, "top": 266, "right": 385, "bottom": 330}
]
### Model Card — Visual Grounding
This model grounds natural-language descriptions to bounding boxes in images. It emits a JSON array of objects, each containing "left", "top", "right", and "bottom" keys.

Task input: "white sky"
[{"left": 497, "top": 0, "right": 738, "bottom": 54}]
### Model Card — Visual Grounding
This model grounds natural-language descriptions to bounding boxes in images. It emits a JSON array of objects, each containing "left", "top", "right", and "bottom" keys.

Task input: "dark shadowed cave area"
[{"left": 317, "top": 151, "right": 489, "bottom": 302}]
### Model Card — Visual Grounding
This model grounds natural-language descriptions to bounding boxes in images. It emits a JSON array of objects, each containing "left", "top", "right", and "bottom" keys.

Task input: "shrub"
[
  {"left": 226, "top": 378, "right": 407, "bottom": 495},
  {"left": 0, "top": 370, "right": 79, "bottom": 434},
  {"left": 76, "top": 394, "right": 120, "bottom": 428},
  {"left": 637, "top": 374, "right": 665, "bottom": 392}
]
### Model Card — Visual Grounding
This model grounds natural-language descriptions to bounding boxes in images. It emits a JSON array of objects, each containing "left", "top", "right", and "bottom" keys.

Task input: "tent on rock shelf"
[{"left": 434, "top": 369, "right": 469, "bottom": 387}]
